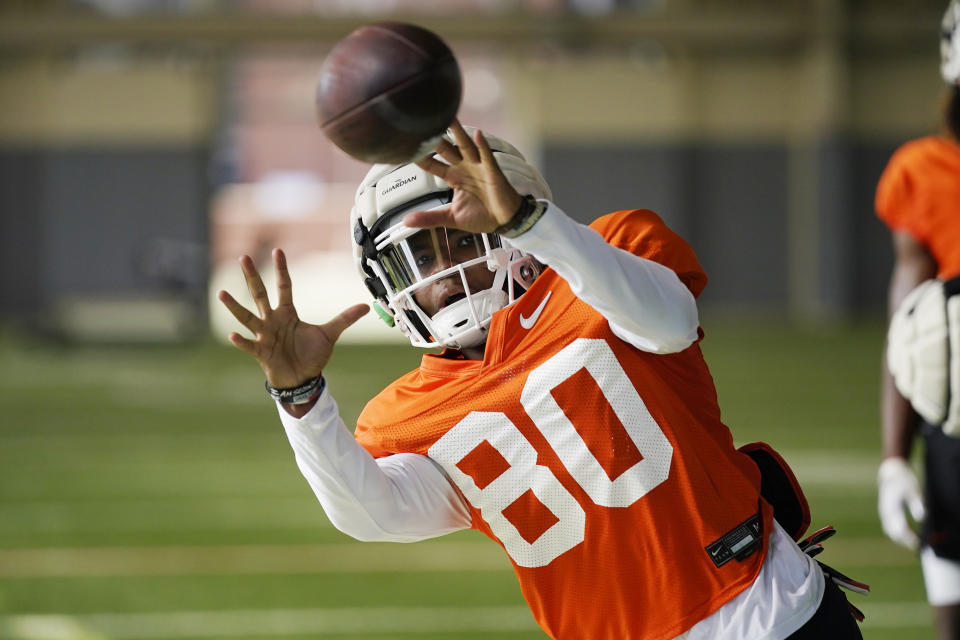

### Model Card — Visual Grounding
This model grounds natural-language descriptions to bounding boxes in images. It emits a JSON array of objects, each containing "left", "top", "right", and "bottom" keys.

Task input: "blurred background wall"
[{"left": 0, "top": 0, "right": 948, "bottom": 343}]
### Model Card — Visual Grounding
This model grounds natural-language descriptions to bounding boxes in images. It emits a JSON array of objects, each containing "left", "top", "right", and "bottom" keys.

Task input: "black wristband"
[
  {"left": 493, "top": 195, "right": 547, "bottom": 239},
  {"left": 265, "top": 375, "right": 325, "bottom": 405}
]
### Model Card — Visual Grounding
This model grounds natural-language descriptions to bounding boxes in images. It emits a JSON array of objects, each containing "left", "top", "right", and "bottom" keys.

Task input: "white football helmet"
[
  {"left": 887, "top": 276, "right": 960, "bottom": 436},
  {"left": 350, "top": 127, "right": 552, "bottom": 350},
  {"left": 943, "top": 0, "right": 960, "bottom": 84}
]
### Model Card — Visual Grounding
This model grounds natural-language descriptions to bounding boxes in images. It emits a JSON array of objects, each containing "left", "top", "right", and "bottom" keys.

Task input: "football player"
[
  {"left": 876, "top": 2, "right": 960, "bottom": 638},
  {"left": 219, "top": 121, "right": 863, "bottom": 639}
]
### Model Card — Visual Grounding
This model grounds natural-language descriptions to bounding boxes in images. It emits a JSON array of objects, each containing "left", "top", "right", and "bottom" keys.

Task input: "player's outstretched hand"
[
  {"left": 877, "top": 456, "right": 926, "bottom": 550},
  {"left": 406, "top": 120, "right": 522, "bottom": 233},
  {"left": 217, "top": 248, "right": 369, "bottom": 391}
]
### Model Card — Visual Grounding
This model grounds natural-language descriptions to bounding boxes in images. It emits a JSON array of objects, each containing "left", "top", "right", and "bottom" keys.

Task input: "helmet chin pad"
[{"left": 430, "top": 288, "right": 508, "bottom": 348}]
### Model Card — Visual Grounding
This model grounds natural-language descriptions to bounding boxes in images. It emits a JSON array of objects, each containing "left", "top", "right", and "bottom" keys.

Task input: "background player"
[
  {"left": 876, "top": 2, "right": 960, "bottom": 638},
  {"left": 219, "top": 121, "right": 863, "bottom": 639}
]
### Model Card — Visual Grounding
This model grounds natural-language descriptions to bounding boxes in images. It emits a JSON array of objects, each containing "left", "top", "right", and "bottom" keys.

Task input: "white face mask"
[{"left": 368, "top": 214, "right": 539, "bottom": 349}]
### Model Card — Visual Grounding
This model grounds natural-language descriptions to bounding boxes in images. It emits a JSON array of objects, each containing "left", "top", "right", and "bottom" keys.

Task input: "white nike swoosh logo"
[{"left": 519, "top": 291, "right": 552, "bottom": 330}]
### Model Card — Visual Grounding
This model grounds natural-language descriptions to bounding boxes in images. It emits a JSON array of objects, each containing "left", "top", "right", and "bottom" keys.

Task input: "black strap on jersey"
[{"left": 739, "top": 441, "right": 811, "bottom": 541}]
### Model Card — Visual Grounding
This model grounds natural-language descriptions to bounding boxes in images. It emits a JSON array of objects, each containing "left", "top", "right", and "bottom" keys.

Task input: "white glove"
[{"left": 877, "top": 457, "right": 926, "bottom": 550}]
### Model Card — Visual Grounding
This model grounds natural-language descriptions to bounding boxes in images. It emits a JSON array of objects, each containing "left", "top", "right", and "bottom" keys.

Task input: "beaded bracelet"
[{"left": 265, "top": 375, "right": 325, "bottom": 405}]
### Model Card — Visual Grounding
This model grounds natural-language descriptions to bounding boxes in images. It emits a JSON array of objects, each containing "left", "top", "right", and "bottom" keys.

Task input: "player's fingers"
[
  {"left": 227, "top": 331, "right": 258, "bottom": 356},
  {"left": 879, "top": 491, "right": 921, "bottom": 550},
  {"left": 449, "top": 121, "right": 479, "bottom": 162},
  {"left": 434, "top": 139, "right": 462, "bottom": 165},
  {"left": 879, "top": 513, "right": 906, "bottom": 547},
  {"left": 323, "top": 304, "right": 370, "bottom": 343},
  {"left": 416, "top": 155, "right": 450, "bottom": 180},
  {"left": 908, "top": 494, "right": 927, "bottom": 523},
  {"left": 893, "top": 525, "right": 920, "bottom": 551},
  {"left": 403, "top": 206, "right": 453, "bottom": 229},
  {"left": 474, "top": 128, "right": 497, "bottom": 166},
  {"left": 273, "top": 248, "right": 294, "bottom": 307},
  {"left": 239, "top": 255, "right": 272, "bottom": 317},
  {"left": 217, "top": 289, "right": 263, "bottom": 333}
]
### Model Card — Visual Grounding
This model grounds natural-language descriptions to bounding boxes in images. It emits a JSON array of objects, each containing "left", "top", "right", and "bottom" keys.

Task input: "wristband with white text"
[{"left": 265, "top": 375, "right": 325, "bottom": 405}]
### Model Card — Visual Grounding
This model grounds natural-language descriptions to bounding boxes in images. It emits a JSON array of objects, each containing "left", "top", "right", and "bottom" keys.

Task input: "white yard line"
[
  {"left": 859, "top": 601, "right": 934, "bottom": 628},
  {"left": 0, "top": 602, "right": 932, "bottom": 639},
  {"left": 0, "top": 606, "right": 538, "bottom": 639},
  {"left": 807, "top": 536, "right": 917, "bottom": 567},
  {"left": 750, "top": 450, "right": 879, "bottom": 488},
  {"left": 0, "top": 535, "right": 912, "bottom": 579},
  {"left": 0, "top": 541, "right": 511, "bottom": 578}
]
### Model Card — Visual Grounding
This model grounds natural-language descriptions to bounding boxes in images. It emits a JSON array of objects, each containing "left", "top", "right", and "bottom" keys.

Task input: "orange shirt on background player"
[
  {"left": 876, "top": 136, "right": 960, "bottom": 276},
  {"left": 355, "top": 210, "right": 772, "bottom": 640}
]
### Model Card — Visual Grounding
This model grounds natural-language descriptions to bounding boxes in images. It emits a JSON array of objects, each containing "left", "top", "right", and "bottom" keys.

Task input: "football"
[{"left": 315, "top": 21, "right": 463, "bottom": 164}]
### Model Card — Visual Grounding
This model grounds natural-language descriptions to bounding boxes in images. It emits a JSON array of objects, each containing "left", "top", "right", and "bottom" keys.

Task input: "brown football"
[{"left": 316, "top": 22, "right": 462, "bottom": 164}]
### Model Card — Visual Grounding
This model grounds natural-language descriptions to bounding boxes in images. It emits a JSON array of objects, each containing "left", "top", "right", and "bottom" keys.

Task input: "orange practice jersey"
[
  {"left": 876, "top": 135, "right": 960, "bottom": 277},
  {"left": 355, "top": 210, "right": 771, "bottom": 640}
]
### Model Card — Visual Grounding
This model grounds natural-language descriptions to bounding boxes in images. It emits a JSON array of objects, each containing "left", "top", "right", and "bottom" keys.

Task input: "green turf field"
[{"left": 0, "top": 317, "right": 931, "bottom": 639}]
